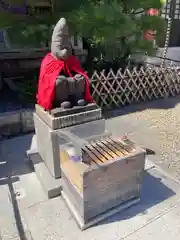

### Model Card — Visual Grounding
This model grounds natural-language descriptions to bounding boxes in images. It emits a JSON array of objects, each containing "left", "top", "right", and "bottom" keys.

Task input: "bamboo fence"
[{"left": 90, "top": 66, "right": 180, "bottom": 109}]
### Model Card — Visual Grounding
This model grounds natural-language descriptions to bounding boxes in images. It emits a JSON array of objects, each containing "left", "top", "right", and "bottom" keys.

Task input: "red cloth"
[{"left": 37, "top": 53, "right": 93, "bottom": 110}]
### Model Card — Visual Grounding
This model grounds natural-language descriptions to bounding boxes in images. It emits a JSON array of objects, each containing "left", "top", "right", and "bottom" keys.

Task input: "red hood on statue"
[{"left": 37, "top": 53, "right": 93, "bottom": 110}]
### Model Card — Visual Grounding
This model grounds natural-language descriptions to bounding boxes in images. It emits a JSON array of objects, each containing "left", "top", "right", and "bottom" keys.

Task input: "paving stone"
[
  {"left": 0, "top": 184, "right": 19, "bottom": 240},
  {"left": 12, "top": 172, "right": 47, "bottom": 209},
  {"left": 0, "top": 134, "right": 47, "bottom": 240},
  {"left": 0, "top": 182, "right": 33, "bottom": 240},
  {"left": 23, "top": 166, "right": 180, "bottom": 240},
  {"left": 124, "top": 203, "right": 180, "bottom": 240},
  {"left": 105, "top": 98, "right": 180, "bottom": 181},
  {"left": 126, "top": 126, "right": 180, "bottom": 182},
  {"left": 1, "top": 134, "right": 47, "bottom": 208},
  {"left": 2, "top": 97, "right": 180, "bottom": 239},
  {"left": 28, "top": 151, "right": 62, "bottom": 199},
  {"left": 106, "top": 115, "right": 154, "bottom": 136}
]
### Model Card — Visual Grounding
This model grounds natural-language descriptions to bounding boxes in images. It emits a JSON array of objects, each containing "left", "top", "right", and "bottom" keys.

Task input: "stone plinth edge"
[
  {"left": 0, "top": 109, "right": 34, "bottom": 137},
  {"left": 26, "top": 149, "right": 62, "bottom": 199}
]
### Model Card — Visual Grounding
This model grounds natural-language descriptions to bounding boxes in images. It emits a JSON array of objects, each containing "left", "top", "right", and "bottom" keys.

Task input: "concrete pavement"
[
  {"left": 1, "top": 96, "right": 180, "bottom": 239},
  {"left": 0, "top": 137, "right": 180, "bottom": 240},
  {"left": 106, "top": 95, "right": 180, "bottom": 181}
]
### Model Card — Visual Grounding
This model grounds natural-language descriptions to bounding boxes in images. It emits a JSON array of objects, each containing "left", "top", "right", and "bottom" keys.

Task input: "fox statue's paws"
[
  {"left": 77, "top": 99, "right": 86, "bottom": 107},
  {"left": 61, "top": 101, "right": 71, "bottom": 109}
]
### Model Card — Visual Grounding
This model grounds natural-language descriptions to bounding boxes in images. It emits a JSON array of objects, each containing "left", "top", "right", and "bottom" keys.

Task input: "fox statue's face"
[{"left": 51, "top": 18, "right": 72, "bottom": 60}]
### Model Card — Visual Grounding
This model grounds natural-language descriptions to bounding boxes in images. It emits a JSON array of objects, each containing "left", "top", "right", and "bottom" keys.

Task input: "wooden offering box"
[{"left": 60, "top": 136, "right": 146, "bottom": 230}]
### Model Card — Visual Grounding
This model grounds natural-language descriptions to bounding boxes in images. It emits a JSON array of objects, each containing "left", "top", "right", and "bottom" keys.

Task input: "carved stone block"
[
  {"left": 34, "top": 108, "right": 106, "bottom": 178},
  {"left": 60, "top": 136, "right": 146, "bottom": 229},
  {"left": 35, "top": 104, "right": 102, "bottom": 130}
]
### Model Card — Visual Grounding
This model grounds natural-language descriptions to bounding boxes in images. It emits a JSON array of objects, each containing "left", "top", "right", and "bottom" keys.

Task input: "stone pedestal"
[
  {"left": 28, "top": 116, "right": 107, "bottom": 198},
  {"left": 34, "top": 113, "right": 106, "bottom": 179},
  {"left": 59, "top": 135, "right": 146, "bottom": 230},
  {"left": 34, "top": 113, "right": 60, "bottom": 178},
  {"left": 32, "top": 103, "right": 103, "bottom": 179}
]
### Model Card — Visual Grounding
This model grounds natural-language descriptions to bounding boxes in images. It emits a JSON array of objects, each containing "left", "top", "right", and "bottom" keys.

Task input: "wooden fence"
[{"left": 90, "top": 66, "right": 180, "bottom": 109}]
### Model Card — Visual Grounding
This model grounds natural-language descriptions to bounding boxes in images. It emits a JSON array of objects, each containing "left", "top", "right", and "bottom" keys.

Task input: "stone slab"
[
  {"left": 0, "top": 179, "right": 35, "bottom": 240},
  {"left": 27, "top": 151, "right": 62, "bottom": 199},
  {"left": 124, "top": 203, "right": 180, "bottom": 240},
  {"left": 0, "top": 134, "right": 47, "bottom": 209},
  {"left": 60, "top": 139, "right": 145, "bottom": 228},
  {"left": 34, "top": 112, "right": 60, "bottom": 178},
  {"left": 12, "top": 171, "right": 48, "bottom": 209},
  {"left": 34, "top": 112, "right": 106, "bottom": 178},
  {"left": 62, "top": 190, "right": 140, "bottom": 230},
  {"left": 35, "top": 104, "right": 102, "bottom": 130},
  {"left": 23, "top": 164, "right": 180, "bottom": 240},
  {"left": 50, "top": 103, "right": 99, "bottom": 117},
  {"left": 0, "top": 111, "right": 21, "bottom": 137},
  {"left": 0, "top": 134, "right": 46, "bottom": 240},
  {"left": 106, "top": 114, "right": 155, "bottom": 136},
  {"left": 0, "top": 184, "right": 20, "bottom": 240}
]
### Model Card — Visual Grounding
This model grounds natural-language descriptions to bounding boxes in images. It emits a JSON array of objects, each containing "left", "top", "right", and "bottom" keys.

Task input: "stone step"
[{"left": 27, "top": 151, "right": 62, "bottom": 199}]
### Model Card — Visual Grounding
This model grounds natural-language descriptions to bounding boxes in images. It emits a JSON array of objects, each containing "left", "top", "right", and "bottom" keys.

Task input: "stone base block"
[
  {"left": 35, "top": 104, "right": 102, "bottom": 130},
  {"left": 60, "top": 137, "right": 145, "bottom": 230},
  {"left": 62, "top": 190, "right": 140, "bottom": 230},
  {"left": 34, "top": 112, "right": 106, "bottom": 178},
  {"left": 27, "top": 150, "right": 62, "bottom": 199},
  {"left": 34, "top": 113, "right": 60, "bottom": 178}
]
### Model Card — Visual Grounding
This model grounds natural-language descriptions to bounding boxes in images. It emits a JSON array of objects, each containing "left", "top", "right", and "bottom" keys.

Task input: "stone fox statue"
[{"left": 37, "top": 18, "right": 93, "bottom": 110}]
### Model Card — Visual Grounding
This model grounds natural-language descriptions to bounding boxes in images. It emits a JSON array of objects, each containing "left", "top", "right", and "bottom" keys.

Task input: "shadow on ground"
[
  {"left": 0, "top": 134, "right": 36, "bottom": 240},
  {"left": 0, "top": 81, "right": 34, "bottom": 113},
  {"left": 104, "top": 95, "right": 180, "bottom": 119},
  {"left": 0, "top": 176, "right": 31, "bottom": 240},
  {"left": 0, "top": 134, "right": 34, "bottom": 179},
  {"left": 98, "top": 169, "right": 177, "bottom": 226},
  {"left": 0, "top": 117, "right": 179, "bottom": 238}
]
